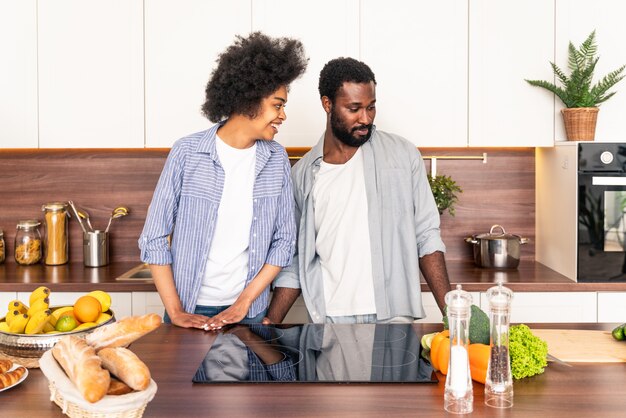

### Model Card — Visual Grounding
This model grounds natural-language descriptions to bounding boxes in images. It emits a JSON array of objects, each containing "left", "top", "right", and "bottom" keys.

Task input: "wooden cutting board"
[{"left": 531, "top": 329, "right": 626, "bottom": 362}]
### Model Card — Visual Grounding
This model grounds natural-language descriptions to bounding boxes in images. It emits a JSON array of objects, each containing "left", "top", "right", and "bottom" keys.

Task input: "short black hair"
[
  {"left": 318, "top": 57, "right": 377, "bottom": 102},
  {"left": 202, "top": 32, "right": 308, "bottom": 122}
]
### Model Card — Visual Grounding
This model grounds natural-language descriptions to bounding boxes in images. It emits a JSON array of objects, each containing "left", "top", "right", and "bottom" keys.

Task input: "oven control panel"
[{"left": 579, "top": 143, "right": 626, "bottom": 172}]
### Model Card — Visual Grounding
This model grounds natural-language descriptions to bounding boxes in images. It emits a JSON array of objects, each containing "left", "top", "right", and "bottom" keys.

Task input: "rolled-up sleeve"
[
  {"left": 411, "top": 147, "right": 446, "bottom": 257},
  {"left": 138, "top": 144, "right": 185, "bottom": 265}
]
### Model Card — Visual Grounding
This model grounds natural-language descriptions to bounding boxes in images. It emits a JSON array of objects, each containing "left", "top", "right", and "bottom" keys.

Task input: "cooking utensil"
[
  {"left": 465, "top": 224, "right": 529, "bottom": 269},
  {"left": 67, "top": 201, "right": 87, "bottom": 234},
  {"left": 547, "top": 353, "right": 573, "bottom": 368},
  {"left": 76, "top": 207, "right": 93, "bottom": 232},
  {"left": 104, "top": 206, "right": 129, "bottom": 233}
]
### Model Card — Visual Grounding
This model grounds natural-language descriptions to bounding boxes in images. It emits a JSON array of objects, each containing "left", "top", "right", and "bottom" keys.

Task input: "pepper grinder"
[
  {"left": 444, "top": 284, "right": 473, "bottom": 414},
  {"left": 485, "top": 281, "right": 514, "bottom": 408}
]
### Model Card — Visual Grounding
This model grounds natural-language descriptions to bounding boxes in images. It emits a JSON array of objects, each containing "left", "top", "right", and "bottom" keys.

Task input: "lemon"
[
  {"left": 55, "top": 315, "right": 78, "bottom": 332},
  {"left": 87, "top": 290, "right": 112, "bottom": 312}
]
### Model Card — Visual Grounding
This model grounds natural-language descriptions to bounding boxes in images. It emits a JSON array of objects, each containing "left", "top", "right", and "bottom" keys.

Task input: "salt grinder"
[
  {"left": 485, "top": 282, "right": 514, "bottom": 408},
  {"left": 444, "top": 284, "right": 473, "bottom": 414}
]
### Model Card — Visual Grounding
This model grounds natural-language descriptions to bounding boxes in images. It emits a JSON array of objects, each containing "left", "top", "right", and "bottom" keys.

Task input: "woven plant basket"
[{"left": 561, "top": 107, "right": 599, "bottom": 141}]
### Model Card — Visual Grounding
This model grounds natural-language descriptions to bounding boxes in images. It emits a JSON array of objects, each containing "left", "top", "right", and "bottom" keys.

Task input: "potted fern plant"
[
  {"left": 428, "top": 174, "right": 462, "bottom": 216},
  {"left": 525, "top": 30, "right": 625, "bottom": 141}
]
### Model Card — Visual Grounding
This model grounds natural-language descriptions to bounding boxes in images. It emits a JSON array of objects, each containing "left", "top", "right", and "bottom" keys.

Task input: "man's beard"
[{"left": 330, "top": 109, "right": 373, "bottom": 147}]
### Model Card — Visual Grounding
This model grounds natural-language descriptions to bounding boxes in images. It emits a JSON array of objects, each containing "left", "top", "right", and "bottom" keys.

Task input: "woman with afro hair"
[{"left": 139, "top": 32, "right": 308, "bottom": 330}]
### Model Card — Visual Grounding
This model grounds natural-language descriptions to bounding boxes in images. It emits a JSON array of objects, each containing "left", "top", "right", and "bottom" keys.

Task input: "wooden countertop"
[
  {"left": 2, "top": 322, "right": 626, "bottom": 417},
  {"left": 2, "top": 259, "right": 626, "bottom": 293}
]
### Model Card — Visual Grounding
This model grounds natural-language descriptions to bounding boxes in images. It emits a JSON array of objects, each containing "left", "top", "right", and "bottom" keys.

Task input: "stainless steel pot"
[{"left": 465, "top": 224, "right": 529, "bottom": 269}]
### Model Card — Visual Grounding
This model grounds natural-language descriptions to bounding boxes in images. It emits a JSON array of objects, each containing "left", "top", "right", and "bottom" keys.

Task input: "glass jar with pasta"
[
  {"left": 0, "top": 229, "right": 5, "bottom": 264},
  {"left": 42, "top": 202, "right": 69, "bottom": 265},
  {"left": 14, "top": 220, "right": 42, "bottom": 265}
]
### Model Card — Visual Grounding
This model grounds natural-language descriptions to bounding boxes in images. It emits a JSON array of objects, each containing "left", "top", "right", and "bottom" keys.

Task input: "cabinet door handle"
[{"left": 592, "top": 176, "right": 626, "bottom": 186}]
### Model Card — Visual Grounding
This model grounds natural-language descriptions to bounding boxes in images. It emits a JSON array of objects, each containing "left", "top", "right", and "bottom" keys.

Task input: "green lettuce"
[{"left": 509, "top": 324, "right": 548, "bottom": 379}]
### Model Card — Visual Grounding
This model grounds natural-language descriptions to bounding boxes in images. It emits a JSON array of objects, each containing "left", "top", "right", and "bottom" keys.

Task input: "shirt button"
[
  {"left": 254, "top": 199, "right": 258, "bottom": 203},
  {"left": 251, "top": 250, "right": 255, "bottom": 253},
  {"left": 253, "top": 217, "right": 257, "bottom": 221},
  {"left": 253, "top": 233, "right": 257, "bottom": 237}
]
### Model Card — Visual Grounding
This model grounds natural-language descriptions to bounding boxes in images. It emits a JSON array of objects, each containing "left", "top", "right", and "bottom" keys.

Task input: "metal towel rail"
[
  {"left": 288, "top": 151, "right": 488, "bottom": 177},
  {"left": 423, "top": 153, "right": 487, "bottom": 177}
]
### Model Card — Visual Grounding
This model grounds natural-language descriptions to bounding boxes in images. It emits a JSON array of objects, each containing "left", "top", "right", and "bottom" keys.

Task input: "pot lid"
[{"left": 475, "top": 224, "right": 521, "bottom": 240}]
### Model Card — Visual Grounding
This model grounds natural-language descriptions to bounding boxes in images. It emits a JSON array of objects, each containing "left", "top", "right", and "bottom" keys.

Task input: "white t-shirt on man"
[
  {"left": 313, "top": 147, "right": 376, "bottom": 316},
  {"left": 197, "top": 135, "right": 256, "bottom": 306}
]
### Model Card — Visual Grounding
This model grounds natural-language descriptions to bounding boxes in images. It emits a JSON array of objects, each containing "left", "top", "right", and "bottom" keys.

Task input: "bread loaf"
[
  {"left": 51, "top": 335, "right": 110, "bottom": 403},
  {"left": 86, "top": 313, "right": 161, "bottom": 351},
  {"left": 0, "top": 366, "right": 26, "bottom": 389},
  {"left": 98, "top": 347, "right": 151, "bottom": 391},
  {"left": 107, "top": 376, "right": 134, "bottom": 396},
  {"left": 0, "top": 358, "right": 12, "bottom": 374}
]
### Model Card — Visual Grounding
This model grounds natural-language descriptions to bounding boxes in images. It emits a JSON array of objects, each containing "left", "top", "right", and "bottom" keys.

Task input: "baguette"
[
  {"left": 0, "top": 366, "right": 26, "bottom": 389},
  {"left": 98, "top": 347, "right": 151, "bottom": 391},
  {"left": 0, "top": 358, "right": 12, "bottom": 374},
  {"left": 107, "top": 376, "right": 134, "bottom": 396},
  {"left": 51, "top": 335, "right": 110, "bottom": 403},
  {"left": 86, "top": 313, "right": 161, "bottom": 351}
]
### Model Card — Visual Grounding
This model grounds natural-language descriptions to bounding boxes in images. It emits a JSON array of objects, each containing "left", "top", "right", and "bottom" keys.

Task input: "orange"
[{"left": 73, "top": 295, "right": 102, "bottom": 323}]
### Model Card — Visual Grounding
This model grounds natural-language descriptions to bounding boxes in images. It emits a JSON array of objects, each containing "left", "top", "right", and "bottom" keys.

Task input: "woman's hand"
[
  {"left": 169, "top": 311, "right": 211, "bottom": 330},
  {"left": 205, "top": 300, "right": 250, "bottom": 331}
]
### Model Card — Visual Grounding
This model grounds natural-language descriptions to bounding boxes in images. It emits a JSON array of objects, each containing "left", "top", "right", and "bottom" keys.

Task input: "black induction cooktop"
[{"left": 192, "top": 323, "right": 437, "bottom": 384}]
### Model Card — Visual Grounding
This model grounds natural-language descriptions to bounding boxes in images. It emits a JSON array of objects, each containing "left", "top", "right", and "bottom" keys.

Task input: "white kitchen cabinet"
[
  {"left": 469, "top": 0, "right": 555, "bottom": 147},
  {"left": 360, "top": 0, "right": 468, "bottom": 147},
  {"left": 131, "top": 291, "right": 165, "bottom": 317},
  {"left": 479, "top": 292, "right": 597, "bottom": 323},
  {"left": 37, "top": 0, "right": 144, "bottom": 148},
  {"left": 415, "top": 292, "right": 481, "bottom": 323},
  {"left": 0, "top": 0, "right": 38, "bottom": 148},
  {"left": 555, "top": 0, "right": 626, "bottom": 142},
  {"left": 252, "top": 0, "right": 359, "bottom": 147},
  {"left": 17, "top": 291, "right": 133, "bottom": 319},
  {"left": 144, "top": 0, "right": 251, "bottom": 148},
  {"left": 597, "top": 292, "right": 626, "bottom": 322},
  {"left": 0, "top": 292, "right": 18, "bottom": 316}
]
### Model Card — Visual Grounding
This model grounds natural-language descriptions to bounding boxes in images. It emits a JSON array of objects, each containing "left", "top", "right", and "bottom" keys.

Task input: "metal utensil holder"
[{"left": 83, "top": 230, "right": 109, "bottom": 267}]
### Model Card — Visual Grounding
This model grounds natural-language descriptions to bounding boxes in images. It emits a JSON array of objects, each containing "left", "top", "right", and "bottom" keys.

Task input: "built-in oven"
[{"left": 577, "top": 143, "right": 626, "bottom": 282}]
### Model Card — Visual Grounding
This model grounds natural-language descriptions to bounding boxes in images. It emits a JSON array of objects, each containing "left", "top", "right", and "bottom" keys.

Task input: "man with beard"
[{"left": 264, "top": 57, "right": 451, "bottom": 325}]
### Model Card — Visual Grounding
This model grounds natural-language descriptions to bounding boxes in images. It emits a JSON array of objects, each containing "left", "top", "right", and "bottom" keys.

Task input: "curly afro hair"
[
  {"left": 201, "top": 32, "right": 308, "bottom": 122},
  {"left": 318, "top": 57, "right": 377, "bottom": 103}
]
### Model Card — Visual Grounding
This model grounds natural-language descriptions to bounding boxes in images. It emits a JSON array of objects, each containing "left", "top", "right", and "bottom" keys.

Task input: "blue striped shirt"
[{"left": 139, "top": 122, "right": 296, "bottom": 317}]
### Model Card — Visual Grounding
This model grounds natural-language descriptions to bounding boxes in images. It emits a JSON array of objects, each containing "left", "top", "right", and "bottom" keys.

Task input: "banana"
[
  {"left": 9, "top": 313, "right": 29, "bottom": 333},
  {"left": 0, "top": 321, "right": 9, "bottom": 332},
  {"left": 7, "top": 300, "right": 28, "bottom": 315},
  {"left": 27, "top": 297, "right": 50, "bottom": 317},
  {"left": 25, "top": 309, "right": 51, "bottom": 334},
  {"left": 29, "top": 286, "right": 51, "bottom": 306},
  {"left": 5, "top": 309, "right": 20, "bottom": 326},
  {"left": 43, "top": 321, "right": 55, "bottom": 333}
]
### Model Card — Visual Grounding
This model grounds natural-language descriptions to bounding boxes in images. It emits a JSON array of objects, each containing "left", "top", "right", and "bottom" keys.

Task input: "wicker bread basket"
[{"left": 39, "top": 350, "right": 157, "bottom": 418}]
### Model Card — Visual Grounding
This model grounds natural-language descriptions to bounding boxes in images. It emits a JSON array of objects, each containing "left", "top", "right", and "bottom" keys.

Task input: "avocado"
[{"left": 442, "top": 304, "right": 491, "bottom": 345}]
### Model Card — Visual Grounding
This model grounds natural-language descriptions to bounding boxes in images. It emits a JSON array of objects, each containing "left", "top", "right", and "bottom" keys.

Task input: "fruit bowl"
[{"left": 0, "top": 307, "right": 115, "bottom": 358}]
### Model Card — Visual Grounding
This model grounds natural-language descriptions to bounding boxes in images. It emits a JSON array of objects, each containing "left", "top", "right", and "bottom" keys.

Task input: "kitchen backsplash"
[{"left": 0, "top": 148, "right": 534, "bottom": 264}]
